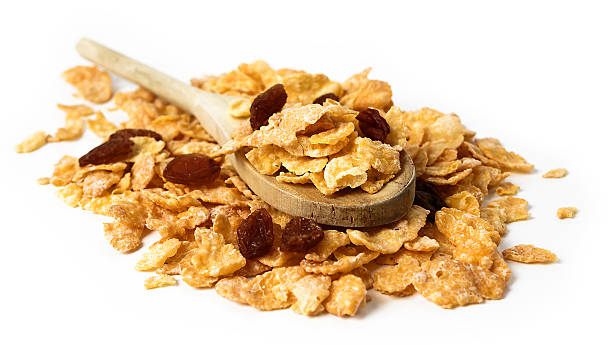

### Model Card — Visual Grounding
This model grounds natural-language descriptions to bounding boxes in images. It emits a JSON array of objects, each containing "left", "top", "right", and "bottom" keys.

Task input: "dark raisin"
[
  {"left": 250, "top": 84, "right": 287, "bottom": 130},
  {"left": 78, "top": 137, "right": 134, "bottom": 167},
  {"left": 237, "top": 209, "right": 274, "bottom": 259},
  {"left": 413, "top": 181, "right": 446, "bottom": 222},
  {"left": 109, "top": 128, "right": 163, "bottom": 141},
  {"left": 312, "top": 93, "right": 339, "bottom": 105},
  {"left": 356, "top": 108, "right": 390, "bottom": 143},
  {"left": 280, "top": 217, "right": 324, "bottom": 252},
  {"left": 163, "top": 153, "right": 220, "bottom": 186}
]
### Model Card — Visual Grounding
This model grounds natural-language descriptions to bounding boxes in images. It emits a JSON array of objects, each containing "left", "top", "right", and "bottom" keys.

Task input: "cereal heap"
[{"left": 19, "top": 61, "right": 566, "bottom": 316}]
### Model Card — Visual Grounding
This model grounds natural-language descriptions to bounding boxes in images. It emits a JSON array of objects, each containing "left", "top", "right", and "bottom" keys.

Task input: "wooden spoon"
[{"left": 76, "top": 38, "right": 415, "bottom": 227}]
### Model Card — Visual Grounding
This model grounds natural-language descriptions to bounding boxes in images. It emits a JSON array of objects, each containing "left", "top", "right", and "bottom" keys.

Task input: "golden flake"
[{"left": 502, "top": 245, "right": 558, "bottom": 263}]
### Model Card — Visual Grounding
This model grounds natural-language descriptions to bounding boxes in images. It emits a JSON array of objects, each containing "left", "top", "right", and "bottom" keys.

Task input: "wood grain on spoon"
[{"left": 75, "top": 38, "right": 416, "bottom": 227}]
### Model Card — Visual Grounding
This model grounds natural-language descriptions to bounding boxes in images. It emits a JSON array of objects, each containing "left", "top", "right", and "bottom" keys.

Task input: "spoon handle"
[{"left": 75, "top": 38, "right": 240, "bottom": 145}]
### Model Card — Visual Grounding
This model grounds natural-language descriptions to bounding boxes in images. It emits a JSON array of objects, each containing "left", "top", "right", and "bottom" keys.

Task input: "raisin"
[
  {"left": 162, "top": 153, "right": 220, "bottom": 186},
  {"left": 250, "top": 84, "right": 287, "bottom": 130},
  {"left": 356, "top": 108, "right": 390, "bottom": 143},
  {"left": 78, "top": 137, "right": 134, "bottom": 167},
  {"left": 109, "top": 128, "right": 163, "bottom": 141},
  {"left": 312, "top": 93, "right": 339, "bottom": 105},
  {"left": 280, "top": 217, "right": 324, "bottom": 252},
  {"left": 413, "top": 181, "right": 446, "bottom": 222},
  {"left": 237, "top": 209, "right": 274, "bottom": 259}
]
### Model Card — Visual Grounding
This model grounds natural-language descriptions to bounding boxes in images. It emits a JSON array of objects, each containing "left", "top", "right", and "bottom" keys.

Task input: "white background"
[{"left": 1, "top": 1, "right": 610, "bottom": 344}]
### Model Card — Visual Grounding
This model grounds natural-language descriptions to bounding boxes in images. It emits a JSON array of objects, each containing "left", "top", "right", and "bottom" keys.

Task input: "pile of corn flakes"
[{"left": 17, "top": 61, "right": 571, "bottom": 316}]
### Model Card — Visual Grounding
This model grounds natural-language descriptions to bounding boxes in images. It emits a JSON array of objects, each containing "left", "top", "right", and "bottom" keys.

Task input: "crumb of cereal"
[
  {"left": 557, "top": 207, "right": 578, "bottom": 219},
  {"left": 542, "top": 168, "right": 568, "bottom": 178},
  {"left": 37, "top": 177, "right": 50, "bottom": 185}
]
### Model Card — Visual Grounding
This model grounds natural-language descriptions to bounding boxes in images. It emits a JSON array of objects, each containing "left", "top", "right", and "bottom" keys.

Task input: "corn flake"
[
  {"left": 143, "top": 189, "right": 200, "bottom": 212},
  {"left": 246, "top": 266, "right": 308, "bottom": 310},
  {"left": 543, "top": 168, "right": 568, "bottom": 178},
  {"left": 459, "top": 141, "right": 500, "bottom": 168},
  {"left": 496, "top": 181, "right": 520, "bottom": 196},
  {"left": 228, "top": 97, "right": 252, "bottom": 118},
  {"left": 146, "top": 216, "right": 185, "bottom": 240},
  {"left": 131, "top": 152, "right": 155, "bottom": 191},
  {"left": 144, "top": 274, "right": 177, "bottom": 289},
  {"left": 215, "top": 276, "right": 251, "bottom": 304},
  {"left": 425, "top": 168, "right": 473, "bottom": 185},
  {"left": 135, "top": 238, "right": 181, "bottom": 271},
  {"left": 290, "top": 274, "right": 332, "bottom": 316},
  {"left": 171, "top": 140, "right": 221, "bottom": 157},
  {"left": 476, "top": 138, "right": 533, "bottom": 171},
  {"left": 157, "top": 240, "right": 197, "bottom": 275},
  {"left": 375, "top": 248, "right": 434, "bottom": 266},
  {"left": 341, "top": 68, "right": 392, "bottom": 111},
  {"left": 444, "top": 191, "right": 480, "bottom": 216},
  {"left": 276, "top": 172, "right": 312, "bottom": 184},
  {"left": 424, "top": 160, "right": 461, "bottom": 176},
  {"left": 309, "top": 122, "right": 355, "bottom": 145},
  {"left": 301, "top": 246, "right": 379, "bottom": 275},
  {"left": 287, "top": 134, "right": 351, "bottom": 158},
  {"left": 235, "top": 104, "right": 355, "bottom": 154},
  {"left": 189, "top": 227, "right": 246, "bottom": 277},
  {"left": 182, "top": 271, "right": 220, "bottom": 288},
  {"left": 104, "top": 200, "right": 148, "bottom": 253},
  {"left": 305, "top": 230, "right": 350, "bottom": 262},
  {"left": 62, "top": 65, "right": 113, "bottom": 103},
  {"left": 360, "top": 169, "right": 396, "bottom": 194},
  {"left": 15, "top": 131, "right": 48, "bottom": 153},
  {"left": 48, "top": 104, "right": 94, "bottom": 142},
  {"left": 347, "top": 205, "right": 428, "bottom": 254},
  {"left": 233, "top": 260, "right": 271, "bottom": 277},
  {"left": 404, "top": 236, "right": 440, "bottom": 252},
  {"left": 381, "top": 107, "right": 411, "bottom": 149},
  {"left": 177, "top": 206, "right": 210, "bottom": 229},
  {"left": 324, "top": 274, "right": 367, "bottom": 317},
  {"left": 86, "top": 111, "right": 118, "bottom": 139},
  {"left": 104, "top": 222, "right": 143, "bottom": 253},
  {"left": 435, "top": 207, "right": 501, "bottom": 269},
  {"left": 413, "top": 256, "right": 484, "bottom": 309},
  {"left": 57, "top": 183, "right": 82, "bottom": 208},
  {"left": 486, "top": 197, "right": 529, "bottom": 223},
  {"left": 308, "top": 172, "right": 340, "bottom": 195},
  {"left": 502, "top": 245, "right": 558, "bottom": 264},
  {"left": 324, "top": 136, "right": 400, "bottom": 190},
  {"left": 280, "top": 69, "right": 343, "bottom": 105},
  {"left": 479, "top": 207, "right": 507, "bottom": 236},
  {"left": 373, "top": 251, "right": 421, "bottom": 296},
  {"left": 82, "top": 170, "right": 122, "bottom": 197},
  {"left": 469, "top": 265, "right": 505, "bottom": 300},
  {"left": 557, "top": 207, "right": 578, "bottom": 219},
  {"left": 129, "top": 137, "right": 166, "bottom": 160}
]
